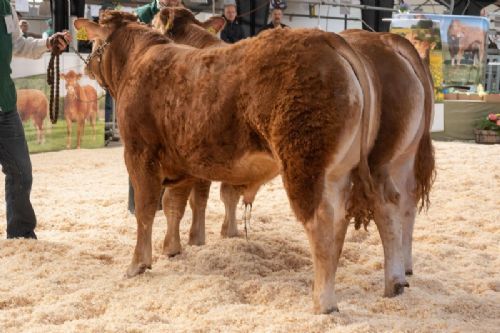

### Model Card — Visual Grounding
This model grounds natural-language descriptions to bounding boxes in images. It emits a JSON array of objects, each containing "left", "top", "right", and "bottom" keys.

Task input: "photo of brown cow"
[
  {"left": 12, "top": 53, "right": 106, "bottom": 153},
  {"left": 16, "top": 89, "right": 48, "bottom": 144}
]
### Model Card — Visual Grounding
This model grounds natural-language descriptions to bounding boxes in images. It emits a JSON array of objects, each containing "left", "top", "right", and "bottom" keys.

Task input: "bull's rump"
[
  {"left": 340, "top": 30, "right": 427, "bottom": 165},
  {"left": 117, "top": 28, "right": 363, "bottom": 185},
  {"left": 16, "top": 89, "right": 48, "bottom": 122}
]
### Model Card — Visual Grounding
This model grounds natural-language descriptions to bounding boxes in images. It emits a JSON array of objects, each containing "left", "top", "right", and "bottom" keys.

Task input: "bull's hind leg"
[
  {"left": 126, "top": 158, "right": 162, "bottom": 277},
  {"left": 372, "top": 167, "right": 407, "bottom": 297},
  {"left": 301, "top": 174, "right": 351, "bottom": 314},
  {"left": 220, "top": 183, "right": 240, "bottom": 238},
  {"left": 188, "top": 180, "right": 211, "bottom": 246},
  {"left": 394, "top": 157, "right": 418, "bottom": 276},
  {"left": 163, "top": 184, "right": 192, "bottom": 257}
]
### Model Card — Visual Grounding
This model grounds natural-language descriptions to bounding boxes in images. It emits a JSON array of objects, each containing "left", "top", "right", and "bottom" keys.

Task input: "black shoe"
[{"left": 7, "top": 230, "right": 37, "bottom": 239}]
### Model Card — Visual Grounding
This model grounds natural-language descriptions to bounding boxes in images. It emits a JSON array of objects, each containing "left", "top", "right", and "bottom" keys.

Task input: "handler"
[{"left": 1, "top": 0, "right": 70, "bottom": 238}]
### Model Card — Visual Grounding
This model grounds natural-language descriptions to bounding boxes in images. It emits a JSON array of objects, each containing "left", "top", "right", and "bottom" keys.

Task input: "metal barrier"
[{"left": 486, "top": 53, "right": 500, "bottom": 93}]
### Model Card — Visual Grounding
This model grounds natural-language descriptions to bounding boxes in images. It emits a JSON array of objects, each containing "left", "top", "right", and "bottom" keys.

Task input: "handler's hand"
[{"left": 47, "top": 31, "right": 72, "bottom": 52}]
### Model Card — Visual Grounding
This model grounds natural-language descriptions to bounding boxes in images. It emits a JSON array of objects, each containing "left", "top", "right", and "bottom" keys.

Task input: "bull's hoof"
[
  {"left": 314, "top": 305, "right": 339, "bottom": 315},
  {"left": 188, "top": 235, "right": 205, "bottom": 246},
  {"left": 125, "top": 263, "right": 150, "bottom": 278},
  {"left": 313, "top": 292, "right": 338, "bottom": 315},
  {"left": 393, "top": 282, "right": 406, "bottom": 296},
  {"left": 405, "top": 269, "right": 413, "bottom": 276},
  {"left": 221, "top": 228, "right": 239, "bottom": 238},
  {"left": 163, "top": 239, "right": 182, "bottom": 257},
  {"left": 324, "top": 306, "right": 340, "bottom": 314},
  {"left": 163, "top": 245, "right": 181, "bottom": 257}
]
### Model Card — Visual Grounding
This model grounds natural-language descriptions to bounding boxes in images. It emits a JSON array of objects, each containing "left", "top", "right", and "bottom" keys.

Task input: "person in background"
[
  {"left": 19, "top": 19, "right": 41, "bottom": 38},
  {"left": 42, "top": 18, "right": 53, "bottom": 39},
  {"left": 136, "top": 0, "right": 183, "bottom": 25},
  {"left": 258, "top": 8, "right": 288, "bottom": 34},
  {"left": 1, "top": 0, "right": 70, "bottom": 239},
  {"left": 220, "top": 3, "right": 245, "bottom": 44}
]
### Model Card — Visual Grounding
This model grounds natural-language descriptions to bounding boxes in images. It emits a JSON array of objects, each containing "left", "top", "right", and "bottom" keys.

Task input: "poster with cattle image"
[
  {"left": 391, "top": 14, "right": 489, "bottom": 100},
  {"left": 390, "top": 18, "right": 444, "bottom": 101},
  {"left": 11, "top": 53, "right": 105, "bottom": 153}
]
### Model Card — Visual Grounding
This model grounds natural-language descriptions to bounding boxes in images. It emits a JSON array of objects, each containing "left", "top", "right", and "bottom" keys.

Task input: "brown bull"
[
  {"left": 60, "top": 70, "right": 98, "bottom": 149},
  {"left": 75, "top": 10, "right": 379, "bottom": 314},
  {"left": 447, "top": 19, "right": 485, "bottom": 66},
  {"left": 16, "top": 89, "right": 48, "bottom": 144},
  {"left": 157, "top": 8, "right": 435, "bottom": 298}
]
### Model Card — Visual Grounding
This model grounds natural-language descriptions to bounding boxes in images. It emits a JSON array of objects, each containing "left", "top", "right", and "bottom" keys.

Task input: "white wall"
[{"left": 278, "top": 1, "right": 363, "bottom": 32}]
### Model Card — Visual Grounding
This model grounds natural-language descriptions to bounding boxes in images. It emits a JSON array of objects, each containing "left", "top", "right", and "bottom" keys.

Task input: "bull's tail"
[
  {"left": 382, "top": 34, "right": 436, "bottom": 211},
  {"left": 324, "top": 33, "right": 379, "bottom": 227},
  {"left": 414, "top": 63, "right": 436, "bottom": 211}
]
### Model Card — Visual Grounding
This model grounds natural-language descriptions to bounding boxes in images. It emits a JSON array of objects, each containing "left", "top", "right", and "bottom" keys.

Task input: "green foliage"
[{"left": 475, "top": 117, "right": 500, "bottom": 133}]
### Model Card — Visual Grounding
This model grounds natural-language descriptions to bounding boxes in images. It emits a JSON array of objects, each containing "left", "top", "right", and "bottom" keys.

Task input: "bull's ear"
[
  {"left": 201, "top": 16, "right": 225, "bottom": 34},
  {"left": 74, "top": 19, "right": 109, "bottom": 41},
  {"left": 77, "top": 73, "right": 83, "bottom": 80},
  {"left": 60, "top": 73, "right": 66, "bottom": 80}
]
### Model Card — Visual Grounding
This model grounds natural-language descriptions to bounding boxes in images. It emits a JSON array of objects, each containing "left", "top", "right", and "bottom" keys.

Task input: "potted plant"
[{"left": 474, "top": 113, "right": 500, "bottom": 144}]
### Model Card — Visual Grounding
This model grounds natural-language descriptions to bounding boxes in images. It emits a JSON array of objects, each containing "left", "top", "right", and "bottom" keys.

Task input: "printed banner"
[
  {"left": 391, "top": 14, "right": 489, "bottom": 101},
  {"left": 12, "top": 53, "right": 105, "bottom": 153}
]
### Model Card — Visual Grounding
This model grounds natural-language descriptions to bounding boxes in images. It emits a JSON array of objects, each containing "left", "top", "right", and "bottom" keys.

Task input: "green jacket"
[
  {"left": 136, "top": 0, "right": 159, "bottom": 24},
  {"left": 0, "top": 0, "right": 15, "bottom": 112},
  {"left": 1, "top": 0, "right": 47, "bottom": 113}
]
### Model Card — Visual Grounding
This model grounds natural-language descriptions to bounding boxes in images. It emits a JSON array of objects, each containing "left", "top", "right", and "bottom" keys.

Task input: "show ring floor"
[{"left": 0, "top": 141, "right": 498, "bottom": 332}]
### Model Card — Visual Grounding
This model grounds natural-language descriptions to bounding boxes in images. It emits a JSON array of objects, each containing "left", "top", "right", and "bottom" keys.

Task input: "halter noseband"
[{"left": 85, "top": 41, "right": 110, "bottom": 90}]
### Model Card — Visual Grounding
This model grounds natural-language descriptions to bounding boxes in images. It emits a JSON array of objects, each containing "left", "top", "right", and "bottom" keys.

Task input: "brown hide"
[
  {"left": 75, "top": 11, "right": 380, "bottom": 313},
  {"left": 60, "top": 70, "right": 99, "bottom": 148},
  {"left": 340, "top": 30, "right": 435, "bottom": 215},
  {"left": 87, "top": 18, "right": 373, "bottom": 222},
  {"left": 157, "top": 8, "right": 437, "bottom": 300},
  {"left": 157, "top": 7, "right": 379, "bottom": 215},
  {"left": 447, "top": 19, "right": 485, "bottom": 66},
  {"left": 159, "top": 9, "right": 434, "bottom": 225},
  {"left": 16, "top": 89, "right": 48, "bottom": 144}
]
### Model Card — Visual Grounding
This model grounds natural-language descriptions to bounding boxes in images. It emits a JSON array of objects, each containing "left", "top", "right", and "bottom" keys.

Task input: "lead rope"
[{"left": 47, "top": 36, "right": 66, "bottom": 124}]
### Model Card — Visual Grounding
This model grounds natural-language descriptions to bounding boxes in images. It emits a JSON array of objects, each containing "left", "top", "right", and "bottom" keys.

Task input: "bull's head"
[
  {"left": 74, "top": 11, "right": 139, "bottom": 91},
  {"left": 156, "top": 7, "right": 225, "bottom": 38},
  {"left": 448, "top": 20, "right": 465, "bottom": 41}
]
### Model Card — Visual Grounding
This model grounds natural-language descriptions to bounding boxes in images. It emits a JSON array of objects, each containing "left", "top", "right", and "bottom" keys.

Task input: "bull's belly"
[
  {"left": 224, "top": 152, "right": 280, "bottom": 185},
  {"left": 192, "top": 151, "right": 280, "bottom": 204}
]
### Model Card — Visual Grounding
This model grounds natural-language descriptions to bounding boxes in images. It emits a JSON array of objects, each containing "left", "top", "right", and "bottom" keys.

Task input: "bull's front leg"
[
  {"left": 126, "top": 159, "right": 162, "bottom": 277},
  {"left": 188, "top": 180, "right": 211, "bottom": 246},
  {"left": 220, "top": 183, "right": 240, "bottom": 238},
  {"left": 163, "top": 184, "right": 192, "bottom": 257}
]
